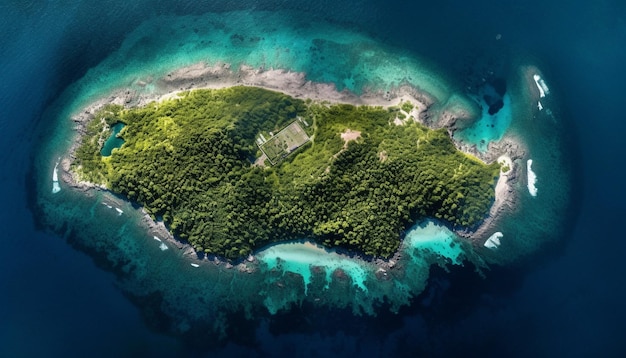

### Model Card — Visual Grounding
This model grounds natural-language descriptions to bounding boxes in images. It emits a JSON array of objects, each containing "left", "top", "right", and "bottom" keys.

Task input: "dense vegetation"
[{"left": 73, "top": 86, "right": 499, "bottom": 259}]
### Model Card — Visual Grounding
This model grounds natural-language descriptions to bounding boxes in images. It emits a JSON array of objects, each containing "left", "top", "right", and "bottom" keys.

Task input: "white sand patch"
[
  {"left": 328, "top": 129, "right": 363, "bottom": 162},
  {"left": 466, "top": 153, "right": 518, "bottom": 241},
  {"left": 257, "top": 240, "right": 369, "bottom": 295},
  {"left": 484, "top": 232, "right": 503, "bottom": 249},
  {"left": 497, "top": 155, "right": 513, "bottom": 174},
  {"left": 340, "top": 129, "right": 361, "bottom": 148},
  {"left": 158, "top": 92, "right": 184, "bottom": 102},
  {"left": 527, "top": 159, "right": 538, "bottom": 197},
  {"left": 494, "top": 155, "right": 514, "bottom": 204},
  {"left": 494, "top": 174, "right": 508, "bottom": 205}
]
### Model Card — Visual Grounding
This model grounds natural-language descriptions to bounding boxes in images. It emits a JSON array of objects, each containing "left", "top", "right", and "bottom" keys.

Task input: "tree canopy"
[{"left": 73, "top": 86, "right": 499, "bottom": 259}]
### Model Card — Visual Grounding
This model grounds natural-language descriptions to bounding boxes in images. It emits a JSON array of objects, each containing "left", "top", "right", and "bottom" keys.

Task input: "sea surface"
[{"left": 1, "top": 1, "right": 625, "bottom": 357}]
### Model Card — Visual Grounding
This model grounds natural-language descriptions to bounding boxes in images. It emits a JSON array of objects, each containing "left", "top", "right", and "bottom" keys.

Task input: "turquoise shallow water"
[
  {"left": 454, "top": 90, "right": 514, "bottom": 152},
  {"left": 258, "top": 242, "right": 370, "bottom": 296},
  {"left": 32, "top": 9, "right": 574, "bottom": 341},
  {"left": 404, "top": 221, "right": 465, "bottom": 265},
  {"left": 55, "top": 10, "right": 478, "bottom": 122}
]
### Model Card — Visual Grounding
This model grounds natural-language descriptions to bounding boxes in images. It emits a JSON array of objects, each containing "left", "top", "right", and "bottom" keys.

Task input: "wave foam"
[
  {"left": 52, "top": 161, "right": 61, "bottom": 194},
  {"left": 533, "top": 74, "right": 550, "bottom": 98},
  {"left": 484, "top": 232, "right": 503, "bottom": 249},
  {"left": 527, "top": 159, "right": 538, "bottom": 196}
]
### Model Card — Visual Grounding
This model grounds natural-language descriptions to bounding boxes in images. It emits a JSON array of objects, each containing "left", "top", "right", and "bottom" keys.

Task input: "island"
[
  {"left": 67, "top": 67, "right": 506, "bottom": 260},
  {"left": 36, "top": 9, "right": 574, "bottom": 339}
]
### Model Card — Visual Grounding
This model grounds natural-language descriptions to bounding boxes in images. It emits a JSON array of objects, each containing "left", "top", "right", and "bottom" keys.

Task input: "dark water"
[{"left": 1, "top": 0, "right": 625, "bottom": 356}]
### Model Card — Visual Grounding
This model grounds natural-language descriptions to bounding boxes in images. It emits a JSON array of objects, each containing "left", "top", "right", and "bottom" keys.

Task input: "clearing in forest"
[{"left": 259, "top": 121, "right": 310, "bottom": 164}]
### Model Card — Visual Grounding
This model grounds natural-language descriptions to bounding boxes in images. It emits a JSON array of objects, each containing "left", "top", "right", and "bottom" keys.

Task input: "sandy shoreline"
[
  {"left": 60, "top": 61, "right": 524, "bottom": 267},
  {"left": 452, "top": 133, "right": 526, "bottom": 244}
]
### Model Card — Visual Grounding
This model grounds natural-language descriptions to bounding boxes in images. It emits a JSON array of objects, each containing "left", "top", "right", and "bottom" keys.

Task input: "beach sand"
[{"left": 340, "top": 129, "right": 362, "bottom": 147}]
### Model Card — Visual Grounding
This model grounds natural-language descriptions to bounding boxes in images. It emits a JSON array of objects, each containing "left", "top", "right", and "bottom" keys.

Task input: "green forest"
[{"left": 73, "top": 86, "right": 500, "bottom": 259}]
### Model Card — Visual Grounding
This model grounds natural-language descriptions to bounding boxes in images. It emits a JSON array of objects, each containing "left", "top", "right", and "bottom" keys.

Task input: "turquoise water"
[
  {"left": 454, "top": 90, "right": 514, "bottom": 152},
  {"left": 53, "top": 10, "right": 467, "bottom": 124},
  {"left": 32, "top": 9, "right": 574, "bottom": 341},
  {"left": 403, "top": 221, "right": 465, "bottom": 265},
  {"left": 482, "top": 66, "right": 575, "bottom": 263},
  {"left": 258, "top": 241, "right": 369, "bottom": 295},
  {"left": 100, "top": 123, "right": 125, "bottom": 156}
]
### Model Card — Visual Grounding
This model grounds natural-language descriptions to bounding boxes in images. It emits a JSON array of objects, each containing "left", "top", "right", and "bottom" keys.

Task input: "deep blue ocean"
[{"left": 1, "top": 1, "right": 625, "bottom": 357}]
